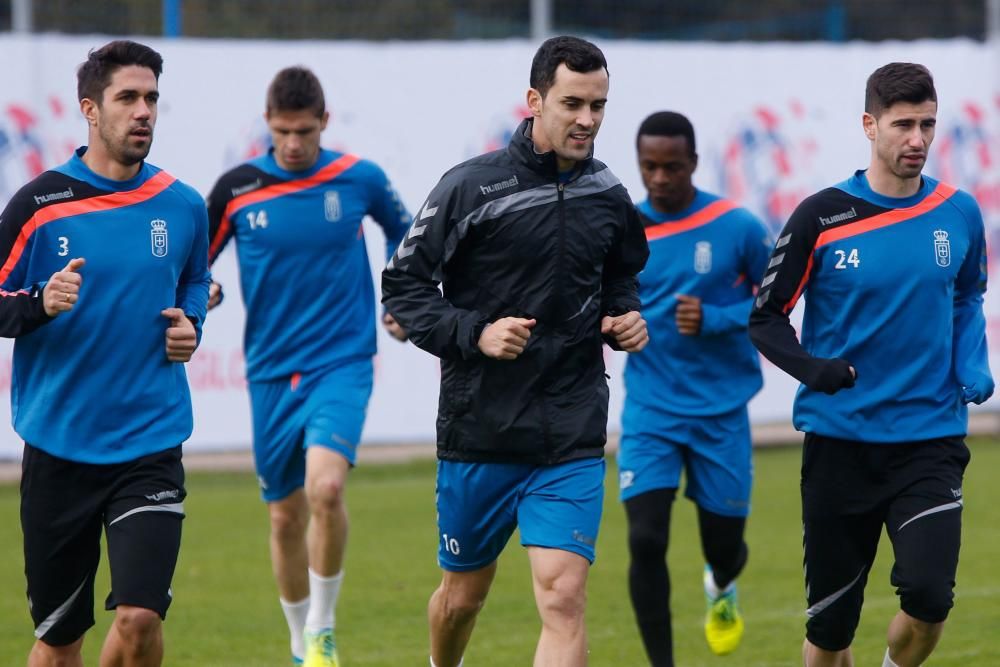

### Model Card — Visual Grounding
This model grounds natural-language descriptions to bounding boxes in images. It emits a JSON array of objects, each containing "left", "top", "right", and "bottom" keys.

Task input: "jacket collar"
[{"left": 508, "top": 117, "right": 593, "bottom": 179}]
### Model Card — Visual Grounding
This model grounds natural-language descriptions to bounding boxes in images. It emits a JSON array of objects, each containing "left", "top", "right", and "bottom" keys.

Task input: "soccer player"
[
  {"left": 619, "top": 111, "right": 771, "bottom": 666},
  {"left": 1, "top": 40, "right": 210, "bottom": 667},
  {"left": 750, "top": 63, "right": 993, "bottom": 667},
  {"left": 206, "top": 66, "right": 411, "bottom": 667},
  {"left": 382, "top": 36, "right": 649, "bottom": 667}
]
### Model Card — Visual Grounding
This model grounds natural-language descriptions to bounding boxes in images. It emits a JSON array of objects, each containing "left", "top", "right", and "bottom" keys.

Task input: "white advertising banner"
[{"left": 0, "top": 35, "right": 997, "bottom": 457}]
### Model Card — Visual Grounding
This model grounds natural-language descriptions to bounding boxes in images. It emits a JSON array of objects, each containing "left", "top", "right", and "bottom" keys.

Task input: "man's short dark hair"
[
  {"left": 636, "top": 111, "right": 696, "bottom": 157},
  {"left": 865, "top": 62, "right": 937, "bottom": 118},
  {"left": 530, "top": 36, "right": 608, "bottom": 98},
  {"left": 266, "top": 67, "right": 326, "bottom": 117},
  {"left": 77, "top": 40, "right": 163, "bottom": 104}
]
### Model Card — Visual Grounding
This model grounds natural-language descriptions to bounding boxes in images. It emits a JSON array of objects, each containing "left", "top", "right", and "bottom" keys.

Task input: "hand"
[
  {"left": 207, "top": 281, "right": 223, "bottom": 310},
  {"left": 382, "top": 313, "right": 408, "bottom": 342},
  {"left": 675, "top": 294, "right": 702, "bottom": 335},
  {"left": 478, "top": 317, "right": 536, "bottom": 360},
  {"left": 601, "top": 310, "right": 648, "bottom": 352},
  {"left": 42, "top": 257, "right": 85, "bottom": 317},
  {"left": 162, "top": 308, "right": 197, "bottom": 363}
]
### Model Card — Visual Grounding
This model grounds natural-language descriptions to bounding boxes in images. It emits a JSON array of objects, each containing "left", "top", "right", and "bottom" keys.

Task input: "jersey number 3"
[
  {"left": 57, "top": 236, "right": 69, "bottom": 256},
  {"left": 834, "top": 248, "right": 860, "bottom": 269}
]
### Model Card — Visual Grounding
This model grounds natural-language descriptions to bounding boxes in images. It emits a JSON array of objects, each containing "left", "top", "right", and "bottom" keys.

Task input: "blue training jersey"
[
  {"left": 750, "top": 171, "right": 994, "bottom": 442},
  {"left": 207, "top": 148, "right": 411, "bottom": 382},
  {"left": 625, "top": 190, "right": 772, "bottom": 416},
  {"left": 0, "top": 148, "right": 211, "bottom": 463}
]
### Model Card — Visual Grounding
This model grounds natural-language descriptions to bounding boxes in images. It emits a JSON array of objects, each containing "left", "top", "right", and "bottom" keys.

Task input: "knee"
[
  {"left": 269, "top": 505, "right": 308, "bottom": 543},
  {"left": 307, "top": 474, "right": 346, "bottom": 513},
  {"left": 113, "top": 606, "right": 161, "bottom": 650},
  {"left": 628, "top": 521, "right": 668, "bottom": 562},
  {"left": 435, "top": 586, "right": 487, "bottom": 627},
  {"left": 31, "top": 638, "right": 84, "bottom": 666},
  {"left": 901, "top": 581, "right": 954, "bottom": 625},
  {"left": 536, "top": 573, "right": 587, "bottom": 625}
]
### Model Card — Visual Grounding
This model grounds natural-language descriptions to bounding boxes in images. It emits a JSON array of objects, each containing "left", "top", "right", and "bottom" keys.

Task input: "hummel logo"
[
  {"left": 145, "top": 489, "right": 180, "bottom": 502},
  {"left": 951, "top": 487, "right": 962, "bottom": 498},
  {"left": 819, "top": 207, "right": 857, "bottom": 226},
  {"left": 231, "top": 179, "right": 262, "bottom": 197},
  {"left": 479, "top": 175, "right": 519, "bottom": 196},
  {"left": 34, "top": 187, "right": 74, "bottom": 206}
]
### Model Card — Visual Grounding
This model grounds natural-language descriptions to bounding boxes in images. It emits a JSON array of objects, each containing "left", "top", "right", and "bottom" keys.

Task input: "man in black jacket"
[{"left": 383, "top": 36, "right": 648, "bottom": 667}]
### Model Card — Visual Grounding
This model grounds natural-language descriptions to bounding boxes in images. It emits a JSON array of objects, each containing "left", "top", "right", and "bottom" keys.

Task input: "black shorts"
[
  {"left": 800, "top": 433, "right": 969, "bottom": 651},
  {"left": 20, "top": 443, "right": 186, "bottom": 646}
]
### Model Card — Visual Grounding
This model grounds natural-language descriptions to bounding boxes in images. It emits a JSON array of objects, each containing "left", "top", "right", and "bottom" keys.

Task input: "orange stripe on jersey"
[
  {"left": 212, "top": 154, "right": 361, "bottom": 260},
  {"left": 222, "top": 154, "right": 360, "bottom": 226},
  {"left": 783, "top": 252, "right": 814, "bottom": 314},
  {"left": 644, "top": 199, "right": 738, "bottom": 242},
  {"left": 0, "top": 170, "right": 177, "bottom": 285},
  {"left": 815, "top": 182, "right": 958, "bottom": 249},
  {"left": 781, "top": 182, "right": 958, "bottom": 314}
]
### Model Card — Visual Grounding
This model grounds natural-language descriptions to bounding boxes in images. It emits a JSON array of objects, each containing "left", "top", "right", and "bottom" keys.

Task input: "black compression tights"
[{"left": 624, "top": 488, "right": 748, "bottom": 667}]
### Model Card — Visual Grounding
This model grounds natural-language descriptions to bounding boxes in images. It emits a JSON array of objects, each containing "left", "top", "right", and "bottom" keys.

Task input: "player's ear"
[
  {"left": 526, "top": 88, "right": 543, "bottom": 117},
  {"left": 319, "top": 110, "right": 330, "bottom": 131},
  {"left": 862, "top": 112, "right": 877, "bottom": 141},
  {"left": 80, "top": 97, "right": 99, "bottom": 127}
]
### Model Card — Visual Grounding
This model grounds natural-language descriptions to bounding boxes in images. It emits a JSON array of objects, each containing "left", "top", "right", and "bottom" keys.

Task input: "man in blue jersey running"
[
  {"left": 619, "top": 111, "right": 771, "bottom": 666},
  {"left": 206, "top": 66, "right": 411, "bottom": 667},
  {"left": 1, "top": 41, "right": 210, "bottom": 667},
  {"left": 750, "top": 63, "right": 993, "bottom": 667}
]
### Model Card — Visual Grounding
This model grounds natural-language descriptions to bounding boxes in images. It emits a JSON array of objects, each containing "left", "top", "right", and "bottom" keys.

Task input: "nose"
[
  {"left": 906, "top": 126, "right": 925, "bottom": 148},
  {"left": 576, "top": 109, "right": 595, "bottom": 130},
  {"left": 134, "top": 99, "right": 152, "bottom": 119},
  {"left": 651, "top": 168, "right": 670, "bottom": 186}
]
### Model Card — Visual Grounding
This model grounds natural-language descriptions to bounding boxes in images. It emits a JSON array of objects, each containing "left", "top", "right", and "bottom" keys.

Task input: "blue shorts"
[
  {"left": 249, "top": 358, "right": 373, "bottom": 502},
  {"left": 617, "top": 403, "right": 752, "bottom": 517},
  {"left": 435, "top": 457, "right": 605, "bottom": 571}
]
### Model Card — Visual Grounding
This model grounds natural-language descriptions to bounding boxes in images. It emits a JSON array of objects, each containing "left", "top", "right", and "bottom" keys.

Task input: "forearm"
[
  {"left": 0, "top": 289, "right": 51, "bottom": 338},
  {"left": 749, "top": 309, "right": 854, "bottom": 394}
]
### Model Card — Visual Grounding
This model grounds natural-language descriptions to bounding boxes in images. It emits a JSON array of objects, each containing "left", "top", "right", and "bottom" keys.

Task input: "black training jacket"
[{"left": 382, "top": 118, "right": 648, "bottom": 465}]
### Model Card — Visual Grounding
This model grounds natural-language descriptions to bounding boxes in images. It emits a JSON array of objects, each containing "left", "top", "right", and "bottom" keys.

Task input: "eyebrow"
[{"left": 561, "top": 95, "right": 607, "bottom": 104}]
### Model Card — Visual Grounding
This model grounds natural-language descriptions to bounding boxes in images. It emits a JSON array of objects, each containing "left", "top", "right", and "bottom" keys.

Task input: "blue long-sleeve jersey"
[
  {"left": 207, "top": 148, "right": 411, "bottom": 381},
  {"left": 0, "top": 148, "right": 211, "bottom": 463},
  {"left": 750, "top": 171, "right": 994, "bottom": 442},
  {"left": 625, "top": 191, "right": 772, "bottom": 416}
]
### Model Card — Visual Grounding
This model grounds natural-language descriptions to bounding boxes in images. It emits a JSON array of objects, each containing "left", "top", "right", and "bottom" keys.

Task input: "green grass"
[{"left": 2, "top": 439, "right": 1000, "bottom": 665}]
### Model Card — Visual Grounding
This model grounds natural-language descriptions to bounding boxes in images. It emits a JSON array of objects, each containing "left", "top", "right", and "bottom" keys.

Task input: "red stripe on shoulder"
[
  {"left": 815, "top": 182, "right": 957, "bottom": 249},
  {"left": 221, "top": 154, "right": 361, "bottom": 225},
  {"left": 0, "top": 170, "right": 177, "bottom": 285},
  {"left": 644, "top": 199, "right": 738, "bottom": 242}
]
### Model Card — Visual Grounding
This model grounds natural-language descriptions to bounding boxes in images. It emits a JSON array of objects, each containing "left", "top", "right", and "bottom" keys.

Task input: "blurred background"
[{"left": 1, "top": 0, "right": 996, "bottom": 41}]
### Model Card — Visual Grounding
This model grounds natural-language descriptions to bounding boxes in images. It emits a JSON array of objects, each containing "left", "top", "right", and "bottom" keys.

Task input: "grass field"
[{"left": 2, "top": 439, "right": 1000, "bottom": 666}]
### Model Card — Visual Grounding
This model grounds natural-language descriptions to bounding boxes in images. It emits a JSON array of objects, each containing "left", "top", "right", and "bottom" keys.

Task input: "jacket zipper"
[{"left": 540, "top": 183, "right": 567, "bottom": 462}]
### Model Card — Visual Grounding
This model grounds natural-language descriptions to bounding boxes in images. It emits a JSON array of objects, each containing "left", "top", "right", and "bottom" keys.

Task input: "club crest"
[
  {"left": 694, "top": 241, "right": 712, "bottom": 274},
  {"left": 150, "top": 219, "right": 168, "bottom": 257},
  {"left": 933, "top": 229, "right": 950, "bottom": 267},
  {"left": 324, "top": 190, "right": 341, "bottom": 222}
]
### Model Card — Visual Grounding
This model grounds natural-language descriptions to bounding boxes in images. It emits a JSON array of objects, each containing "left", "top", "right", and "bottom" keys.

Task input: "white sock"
[
  {"left": 280, "top": 596, "right": 310, "bottom": 660},
  {"left": 883, "top": 648, "right": 900, "bottom": 667},
  {"left": 305, "top": 569, "right": 343, "bottom": 632},
  {"left": 430, "top": 658, "right": 463, "bottom": 667},
  {"left": 704, "top": 569, "right": 736, "bottom": 599}
]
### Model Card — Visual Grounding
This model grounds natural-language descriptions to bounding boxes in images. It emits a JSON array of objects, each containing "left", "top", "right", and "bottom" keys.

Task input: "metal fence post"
[
  {"left": 530, "top": 0, "right": 552, "bottom": 42},
  {"left": 13, "top": 0, "right": 33, "bottom": 33},
  {"left": 164, "top": 0, "right": 182, "bottom": 37}
]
